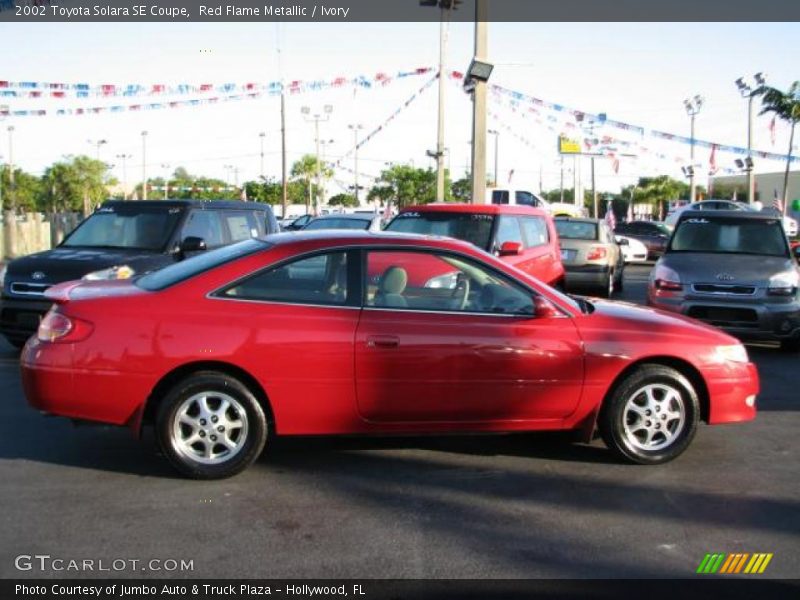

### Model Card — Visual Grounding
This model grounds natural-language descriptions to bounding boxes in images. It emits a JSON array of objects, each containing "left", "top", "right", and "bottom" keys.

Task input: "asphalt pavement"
[{"left": 0, "top": 264, "right": 797, "bottom": 579}]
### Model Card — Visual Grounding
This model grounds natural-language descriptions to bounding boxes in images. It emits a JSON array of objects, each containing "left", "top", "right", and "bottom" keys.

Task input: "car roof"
[
  {"left": 554, "top": 216, "right": 601, "bottom": 224},
  {"left": 314, "top": 212, "right": 376, "bottom": 220},
  {"left": 401, "top": 203, "right": 549, "bottom": 217},
  {"left": 266, "top": 228, "right": 478, "bottom": 251},
  {"left": 677, "top": 209, "right": 782, "bottom": 221},
  {"left": 100, "top": 199, "right": 272, "bottom": 211}
]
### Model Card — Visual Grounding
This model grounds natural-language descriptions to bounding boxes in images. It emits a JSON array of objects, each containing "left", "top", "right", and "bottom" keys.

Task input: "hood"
[
  {"left": 5, "top": 247, "right": 172, "bottom": 286},
  {"left": 659, "top": 252, "right": 795, "bottom": 287},
  {"left": 586, "top": 297, "right": 737, "bottom": 344}
]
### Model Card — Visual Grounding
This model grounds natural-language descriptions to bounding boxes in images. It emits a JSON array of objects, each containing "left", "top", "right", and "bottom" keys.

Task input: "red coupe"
[{"left": 21, "top": 231, "right": 758, "bottom": 479}]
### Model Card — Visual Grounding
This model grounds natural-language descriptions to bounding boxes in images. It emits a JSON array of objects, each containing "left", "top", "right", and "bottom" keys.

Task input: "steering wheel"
[{"left": 450, "top": 273, "right": 471, "bottom": 311}]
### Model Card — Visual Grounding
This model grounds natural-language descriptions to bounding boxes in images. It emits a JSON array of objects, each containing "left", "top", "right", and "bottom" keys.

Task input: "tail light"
[
  {"left": 37, "top": 309, "right": 93, "bottom": 343},
  {"left": 655, "top": 279, "right": 683, "bottom": 292},
  {"left": 586, "top": 246, "right": 607, "bottom": 261}
]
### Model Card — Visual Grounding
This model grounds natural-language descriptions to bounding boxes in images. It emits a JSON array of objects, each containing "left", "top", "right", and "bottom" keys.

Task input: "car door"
[
  {"left": 518, "top": 214, "right": 560, "bottom": 284},
  {"left": 354, "top": 248, "right": 584, "bottom": 424},
  {"left": 215, "top": 249, "right": 361, "bottom": 433}
]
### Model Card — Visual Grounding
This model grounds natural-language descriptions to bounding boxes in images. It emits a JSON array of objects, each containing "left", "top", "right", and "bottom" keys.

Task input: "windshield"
[
  {"left": 670, "top": 217, "right": 788, "bottom": 257},
  {"left": 555, "top": 220, "right": 598, "bottom": 240},
  {"left": 386, "top": 212, "right": 495, "bottom": 249},
  {"left": 63, "top": 206, "right": 184, "bottom": 251},
  {"left": 304, "top": 218, "right": 371, "bottom": 231},
  {"left": 136, "top": 239, "right": 270, "bottom": 291}
]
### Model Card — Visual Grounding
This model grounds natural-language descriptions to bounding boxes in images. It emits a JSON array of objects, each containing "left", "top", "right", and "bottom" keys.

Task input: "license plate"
[{"left": 561, "top": 249, "right": 573, "bottom": 260}]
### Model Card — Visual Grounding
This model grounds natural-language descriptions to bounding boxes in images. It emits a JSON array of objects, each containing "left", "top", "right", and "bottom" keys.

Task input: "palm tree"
[
  {"left": 756, "top": 81, "right": 800, "bottom": 214},
  {"left": 290, "top": 154, "right": 333, "bottom": 214}
]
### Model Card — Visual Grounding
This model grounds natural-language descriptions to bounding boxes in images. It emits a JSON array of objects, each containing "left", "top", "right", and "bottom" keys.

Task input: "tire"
[
  {"left": 599, "top": 365, "right": 699, "bottom": 465},
  {"left": 598, "top": 271, "right": 614, "bottom": 298},
  {"left": 156, "top": 371, "right": 268, "bottom": 479},
  {"left": 615, "top": 268, "right": 625, "bottom": 292},
  {"left": 780, "top": 338, "right": 800, "bottom": 353}
]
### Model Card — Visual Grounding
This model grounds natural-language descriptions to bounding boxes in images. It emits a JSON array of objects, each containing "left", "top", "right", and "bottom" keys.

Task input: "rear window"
[
  {"left": 136, "top": 239, "right": 270, "bottom": 291},
  {"left": 670, "top": 217, "right": 788, "bottom": 257},
  {"left": 63, "top": 205, "right": 184, "bottom": 251},
  {"left": 555, "top": 220, "right": 598, "bottom": 240},
  {"left": 304, "top": 217, "right": 371, "bottom": 231},
  {"left": 386, "top": 211, "right": 495, "bottom": 250}
]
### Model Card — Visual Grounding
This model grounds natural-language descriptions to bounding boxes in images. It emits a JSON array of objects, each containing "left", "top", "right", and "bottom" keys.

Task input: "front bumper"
[
  {"left": 0, "top": 296, "right": 52, "bottom": 344},
  {"left": 705, "top": 361, "right": 759, "bottom": 424},
  {"left": 648, "top": 289, "right": 800, "bottom": 342}
]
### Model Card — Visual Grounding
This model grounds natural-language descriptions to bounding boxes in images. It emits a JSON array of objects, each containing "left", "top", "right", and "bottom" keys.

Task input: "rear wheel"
[
  {"left": 599, "top": 365, "right": 699, "bottom": 464},
  {"left": 598, "top": 271, "right": 614, "bottom": 298},
  {"left": 156, "top": 371, "right": 268, "bottom": 479}
]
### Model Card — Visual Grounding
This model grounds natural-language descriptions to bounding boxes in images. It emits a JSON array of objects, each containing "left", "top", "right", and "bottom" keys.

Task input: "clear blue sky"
[{"left": 1, "top": 22, "right": 798, "bottom": 194}]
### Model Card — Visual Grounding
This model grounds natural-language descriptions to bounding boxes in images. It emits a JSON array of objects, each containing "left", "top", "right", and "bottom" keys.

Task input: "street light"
[
  {"left": 116, "top": 154, "right": 132, "bottom": 200},
  {"left": 141, "top": 131, "right": 148, "bottom": 200},
  {"left": 161, "top": 163, "right": 171, "bottom": 200},
  {"left": 259, "top": 132, "right": 266, "bottom": 180},
  {"left": 684, "top": 95, "right": 704, "bottom": 203},
  {"left": 7, "top": 125, "right": 14, "bottom": 211},
  {"left": 735, "top": 72, "right": 766, "bottom": 205},
  {"left": 348, "top": 124, "right": 364, "bottom": 204},
  {"left": 320, "top": 139, "right": 334, "bottom": 205},
  {"left": 87, "top": 139, "right": 108, "bottom": 160},
  {"left": 301, "top": 105, "right": 333, "bottom": 214},
  {"left": 487, "top": 129, "right": 499, "bottom": 187}
]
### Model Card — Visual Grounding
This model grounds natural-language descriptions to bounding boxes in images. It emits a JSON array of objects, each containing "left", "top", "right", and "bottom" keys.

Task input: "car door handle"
[{"left": 367, "top": 335, "right": 400, "bottom": 349}]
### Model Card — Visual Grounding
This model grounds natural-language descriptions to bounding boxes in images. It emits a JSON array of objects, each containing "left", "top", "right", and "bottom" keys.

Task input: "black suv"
[{"left": 0, "top": 199, "right": 278, "bottom": 348}]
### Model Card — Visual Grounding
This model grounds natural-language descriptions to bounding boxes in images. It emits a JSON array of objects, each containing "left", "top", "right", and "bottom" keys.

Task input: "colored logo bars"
[{"left": 696, "top": 553, "right": 773, "bottom": 574}]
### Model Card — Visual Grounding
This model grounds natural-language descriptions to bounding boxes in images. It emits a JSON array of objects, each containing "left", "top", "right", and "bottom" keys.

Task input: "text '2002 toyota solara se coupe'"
[{"left": 21, "top": 231, "right": 758, "bottom": 478}]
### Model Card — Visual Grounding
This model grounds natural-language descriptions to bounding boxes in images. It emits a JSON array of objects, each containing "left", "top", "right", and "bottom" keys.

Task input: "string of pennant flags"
[{"left": 0, "top": 68, "right": 434, "bottom": 99}]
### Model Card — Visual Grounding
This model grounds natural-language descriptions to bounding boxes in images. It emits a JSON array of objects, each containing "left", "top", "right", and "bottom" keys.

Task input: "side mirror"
[
  {"left": 615, "top": 237, "right": 629, "bottom": 246},
  {"left": 179, "top": 236, "right": 207, "bottom": 257},
  {"left": 498, "top": 241, "right": 523, "bottom": 256},
  {"left": 533, "top": 295, "right": 559, "bottom": 319}
]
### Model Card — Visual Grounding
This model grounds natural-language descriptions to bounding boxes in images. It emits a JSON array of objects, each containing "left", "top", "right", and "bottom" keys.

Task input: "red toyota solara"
[{"left": 21, "top": 231, "right": 759, "bottom": 479}]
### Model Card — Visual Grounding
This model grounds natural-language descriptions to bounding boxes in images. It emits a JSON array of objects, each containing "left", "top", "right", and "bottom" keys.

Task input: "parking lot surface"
[{"left": 0, "top": 264, "right": 797, "bottom": 578}]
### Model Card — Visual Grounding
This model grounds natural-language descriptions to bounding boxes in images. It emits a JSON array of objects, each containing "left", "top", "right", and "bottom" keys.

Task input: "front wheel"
[
  {"left": 156, "top": 371, "right": 268, "bottom": 479},
  {"left": 599, "top": 365, "right": 699, "bottom": 464}
]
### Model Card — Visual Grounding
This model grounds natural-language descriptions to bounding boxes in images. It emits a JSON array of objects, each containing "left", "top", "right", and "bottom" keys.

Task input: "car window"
[
  {"left": 520, "top": 216, "right": 549, "bottom": 248},
  {"left": 515, "top": 191, "right": 536, "bottom": 207},
  {"left": 221, "top": 251, "right": 350, "bottom": 306},
  {"left": 365, "top": 250, "right": 534, "bottom": 315},
  {"left": 62, "top": 205, "right": 184, "bottom": 251},
  {"left": 494, "top": 216, "right": 524, "bottom": 249},
  {"left": 224, "top": 210, "right": 263, "bottom": 242},
  {"left": 555, "top": 220, "right": 598, "bottom": 240},
  {"left": 491, "top": 190, "right": 510, "bottom": 205},
  {"left": 670, "top": 217, "right": 788, "bottom": 256},
  {"left": 386, "top": 212, "right": 495, "bottom": 250},
  {"left": 181, "top": 210, "right": 225, "bottom": 248},
  {"left": 304, "top": 217, "right": 370, "bottom": 231}
]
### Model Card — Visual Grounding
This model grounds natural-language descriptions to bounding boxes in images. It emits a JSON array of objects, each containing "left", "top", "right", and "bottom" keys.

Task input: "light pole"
[
  {"left": 468, "top": 1, "right": 490, "bottom": 204},
  {"left": 161, "top": 163, "right": 171, "bottom": 200},
  {"left": 301, "top": 104, "right": 333, "bottom": 215},
  {"left": 735, "top": 72, "right": 766, "bottom": 205},
  {"left": 88, "top": 139, "right": 107, "bottom": 160},
  {"left": 320, "top": 139, "right": 334, "bottom": 206},
  {"left": 684, "top": 95, "right": 704, "bottom": 203},
  {"left": 7, "top": 125, "right": 14, "bottom": 211},
  {"left": 141, "top": 131, "right": 148, "bottom": 200},
  {"left": 348, "top": 124, "right": 364, "bottom": 204},
  {"left": 116, "top": 154, "right": 132, "bottom": 200},
  {"left": 259, "top": 132, "right": 266, "bottom": 180},
  {"left": 487, "top": 129, "right": 499, "bottom": 186}
]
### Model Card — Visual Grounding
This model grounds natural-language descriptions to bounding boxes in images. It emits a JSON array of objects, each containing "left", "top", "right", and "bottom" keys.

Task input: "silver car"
[
  {"left": 555, "top": 217, "right": 625, "bottom": 297},
  {"left": 648, "top": 210, "right": 800, "bottom": 351}
]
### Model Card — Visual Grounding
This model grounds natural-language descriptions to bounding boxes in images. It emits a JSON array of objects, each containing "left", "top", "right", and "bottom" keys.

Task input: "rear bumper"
[
  {"left": 564, "top": 264, "right": 610, "bottom": 288},
  {"left": 0, "top": 296, "right": 51, "bottom": 343}
]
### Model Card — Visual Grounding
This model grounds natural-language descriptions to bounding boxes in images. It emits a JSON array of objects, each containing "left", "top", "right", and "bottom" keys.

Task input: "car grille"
[
  {"left": 692, "top": 283, "right": 756, "bottom": 296},
  {"left": 9, "top": 282, "right": 51, "bottom": 297},
  {"left": 687, "top": 306, "right": 759, "bottom": 328}
]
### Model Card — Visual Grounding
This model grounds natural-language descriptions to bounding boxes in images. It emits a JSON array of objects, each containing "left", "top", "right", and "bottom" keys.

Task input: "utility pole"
[
  {"left": 591, "top": 156, "right": 597, "bottom": 218},
  {"left": 684, "top": 95, "right": 703, "bottom": 203},
  {"left": 349, "top": 124, "right": 363, "bottom": 204},
  {"left": 434, "top": 2, "right": 451, "bottom": 201},
  {"left": 7, "top": 125, "right": 14, "bottom": 210},
  {"left": 141, "top": 130, "right": 148, "bottom": 200},
  {"left": 259, "top": 132, "right": 266, "bottom": 180},
  {"left": 161, "top": 163, "right": 171, "bottom": 200},
  {"left": 116, "top": 154, "right": 132, "bottom": 200},
  {"left": 320, "top": 139, "right": 334, "bottom": 206},
  {"left": 488, "top": 129, "right": 499, "bottom": 186},
  {"left": 470, "top": 0, "right": 488, "bottom": 204},
  {"left": 281, "top": 93, "right": 288, "bottom": 217},
  {"left": 301, "top": 105, "right": 333, "bottom": 215}
]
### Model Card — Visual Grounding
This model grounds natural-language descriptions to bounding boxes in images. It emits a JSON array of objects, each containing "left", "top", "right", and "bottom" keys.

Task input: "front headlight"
[
  {"left": 767, "top": 270, "right": 799, "bottom": 296},
  {"left": 81, "top": 265, "right": 136, "bottom": 281},
  {"left": 715, "top": 344, "right": 749, "bottom": 364},
  {"left": 651, "top": 263, "right": 683, "bottom": 291}
]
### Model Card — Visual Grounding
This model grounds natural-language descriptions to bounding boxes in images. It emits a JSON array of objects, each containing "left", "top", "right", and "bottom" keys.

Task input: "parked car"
[
  {"left": 303, "top": 212, "right": 383, "bottom": 232},
  {"left": 665, "top": 200, "right": 798, "bottom": 237},
  {"left": 614, "top": 220, "right": 672, "bottom": 259},
  {"left": 280, "top": 214, "right": 312, "bottom": 231},
  {"left": 648, "top": 210, "right": 800, "bottom": 351},
  {"left": 617, "top": 235, "right": 648, "bottom": 264},
  {"left": 487, "top": 187, "right": 584, "bottom": 218},
  {"left": 385, "top": 204, "right": 565, "bottom": 287},
  {"left": 555, "top": 217, "right": 624, "bottom": 297},
  {"left": 22, "top": 230, "right": 758, "bottom": 478},
  {"left": 0, "top": 200, "right": 278, "bottom": 349}
]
